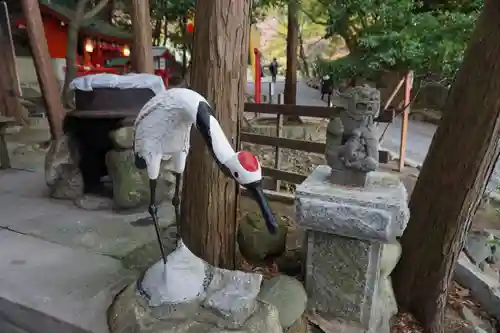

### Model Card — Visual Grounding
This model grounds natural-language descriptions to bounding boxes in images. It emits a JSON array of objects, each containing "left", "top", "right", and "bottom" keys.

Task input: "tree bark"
[
  {"left": 298, "top": 31, "right": 309, "bottom": 78},
  {"left": 180, "top": 16, "right": 187, "bottom": 78},
  {"left": 0, "top": 1, "right": 25, "bottom": 124},
  {"left": 102, "top": 0, "right": 114, "bottom": 23},
  {"left": 152, "top": 18, "right": 161, "bottom": 46},
  {"left": 21, "top": 0, "right": 65, "bottom": 139},
  {"left": 392, "top": 1, "right": 500, "bottom": 332},
  {"left": 61, "top": 0, "right": 110, "bottom": 107},
  {"left": 284, "top": 0, "right": 298, "bottom": 105},
  {"left": 180, "top": 0, "right": 251, "bottom": 269},
  {"left": 162, "top": 17, "right": 168, "bottom": 46},
  {"left": 61, "top": 0, "right": 90, "bottom": 108},
  {"left": 130, "top": 0, "right": 154, "bottom": 73}
]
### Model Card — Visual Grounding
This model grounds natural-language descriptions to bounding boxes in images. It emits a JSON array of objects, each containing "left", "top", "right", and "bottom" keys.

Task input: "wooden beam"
[
  {"left": 241, "top": 186, "right": 294, "bottom": 204},
  {"left": 0, "top": 1, "right": 24, "bottom": 123},
  {"left": 20, "top": 0, "right": 65, "bottom": 139},
  {"left": 244, "top": 102, "right": 340, "bottom": 118},
  {"left": 262, "top": 166, "right": 307, "bottom": 184},
  {"left": 241, "top": 132, "right": 325, "bottom": 153},
  {"left": 130, "top": 0, "right": 154, "bottom": 73}
]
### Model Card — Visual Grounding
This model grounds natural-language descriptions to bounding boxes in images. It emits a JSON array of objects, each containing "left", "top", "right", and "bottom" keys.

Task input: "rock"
[
  {"left": 45, "top": 135, "right": 84, "bottom": 200},
  {"left": 258, "top": 275, "right": 307, "bottom": 329},
  {"left": 284, "top": 315, "right": 308, "bottom": 333},
  {"left": 237, "top": 212, "right": 287, "bottom": 263},
  {"left": 460, "top": 306, "right": 494, "bottom": 333},
  {"left": 108, "top": 283, "right": 283, "bottom": 333},
  {"left": 110, "top": 127, "right": 134, "bottom": 149},
  {"left": 373, "top": 242, "right": 402, "bottom": 333},
  {"left": 465, "top": 230, "right": 496, "bottom": 266},
  {"left": 203, "top": 266, "right": 263, "bottom": 327},
  {"left": 105, "top": 149, "right": 175, "bottom": 210},
  {"left": 454, "top": 253, "right": 500, "bottom": 322}
]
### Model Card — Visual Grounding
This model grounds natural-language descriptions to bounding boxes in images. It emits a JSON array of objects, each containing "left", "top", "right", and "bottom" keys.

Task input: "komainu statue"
[{"left": 325, "top": 84, "right": 381, "bottom": 186}]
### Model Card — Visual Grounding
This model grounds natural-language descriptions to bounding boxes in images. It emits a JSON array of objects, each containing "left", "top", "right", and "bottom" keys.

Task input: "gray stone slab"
[
  {"left": 0, "top": 316, "right": 32, "bottom": 333},
  {"left": 304, "top": 230, "right": 381, "bottom": 329},
  {"left": 455, "top": 252, "right": 500, "bottom": 320},
  {"left": 0, "top": 170, "right": 174, "bottom": 258},
  {"left": 0, "top": 230, "right": 136, "bottom": 333},
  {"left": 296, "top": 165, "right": 409, "bottom": 242},
  {"left": 1, "top": 202, "right": 174, "bottom": 258}
]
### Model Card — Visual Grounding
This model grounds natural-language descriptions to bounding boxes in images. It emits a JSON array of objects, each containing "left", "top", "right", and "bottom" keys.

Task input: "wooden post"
[
  {"left": 274, "top": 94, "right": 283, "bottom": 191},
  {"left": 398, "top": 71, "right": 412, "bottom": 171},
  {"left": 130, "top": 0, "right": 154, "bottom": 73},
  {"left": 268, "top": 82, "right": 272, "bottom": 103},
  {"left": 180, "top": 0, "right": 251, "bottom": 269},
  {"left": 20, "top": 0, "right": 65, "bottom": 139},
  {"left": 0, "top": 1, "right": 23, "bottom": 123},
  {"left": 254, "top": 48, "right": 261, "bottom": 104}
]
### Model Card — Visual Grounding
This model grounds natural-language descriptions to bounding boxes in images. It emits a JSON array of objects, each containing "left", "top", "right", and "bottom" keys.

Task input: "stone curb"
[
  {"left": 306, "top": 80, "right": 321, "bottom": 90},
  {"left": 383, "top": 149, "right": 422, "bottom": 170},
  {"left": 454, "top": 253, "right": 500, "bottom": 321},
  {"left": 384, "top": 149, "right": 500, "bottom": 203}
]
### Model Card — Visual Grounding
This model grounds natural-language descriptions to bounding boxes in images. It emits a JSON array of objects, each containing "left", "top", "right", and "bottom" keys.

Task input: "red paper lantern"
[{"left": 186, "top": 23, "right": 194, "bottom": 33}]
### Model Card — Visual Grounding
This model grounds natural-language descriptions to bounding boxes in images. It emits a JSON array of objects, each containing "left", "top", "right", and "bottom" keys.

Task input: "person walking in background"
[
  {"left": 269, "top": 58, "right": 279, "bottom": 83},
  {"left": 268, "top": 58, "right": 279, "bottom": 97},
  {"left": 321, "top": 74, "right": 333, "bottom": 101}
]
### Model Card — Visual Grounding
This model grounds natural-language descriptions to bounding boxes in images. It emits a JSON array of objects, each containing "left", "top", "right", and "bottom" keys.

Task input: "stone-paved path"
[
  {"left": 0, "top": 145, "right": 175, "bottom": 332},
  {"left": 247, "top": 77, "right": 500, "bottom": 195}
]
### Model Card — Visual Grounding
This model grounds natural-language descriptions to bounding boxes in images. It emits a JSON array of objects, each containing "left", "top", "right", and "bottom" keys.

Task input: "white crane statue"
[{"left": 133, "top": 88, "right": 278, "bottom": 304}]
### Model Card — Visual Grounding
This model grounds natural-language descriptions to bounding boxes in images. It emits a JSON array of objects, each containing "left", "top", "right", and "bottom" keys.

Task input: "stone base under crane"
[{"left": 108, "top": 242, "right": 308, "bottom": 333}]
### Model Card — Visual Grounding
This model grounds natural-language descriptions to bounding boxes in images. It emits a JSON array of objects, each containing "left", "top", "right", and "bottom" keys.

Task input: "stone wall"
[{"left": 15, "top": 56, "right": 65, "bottom": 93}]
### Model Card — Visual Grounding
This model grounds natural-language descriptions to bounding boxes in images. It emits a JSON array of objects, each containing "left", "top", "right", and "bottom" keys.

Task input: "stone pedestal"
[{"left": 295, "top": 165, "right": 409, "bottom": 332}]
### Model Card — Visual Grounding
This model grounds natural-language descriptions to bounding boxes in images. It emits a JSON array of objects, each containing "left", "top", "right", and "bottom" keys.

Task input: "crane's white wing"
[{"left": 134, "top": 102, "right": 192, "bottom": 160}]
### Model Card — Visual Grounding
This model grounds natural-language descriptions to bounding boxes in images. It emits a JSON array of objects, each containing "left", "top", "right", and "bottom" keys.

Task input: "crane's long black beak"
[{"left": 245, "top": 182, "right": 278, "bottom": 234}]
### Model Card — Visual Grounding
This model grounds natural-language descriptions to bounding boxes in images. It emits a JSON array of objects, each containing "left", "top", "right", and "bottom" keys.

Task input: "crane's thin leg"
[
  {"left": 148, "top": 179, "right": 167, "bottom": 265},
  {"left": 172, "top": 172, "right": 182, "bottom": 245}
]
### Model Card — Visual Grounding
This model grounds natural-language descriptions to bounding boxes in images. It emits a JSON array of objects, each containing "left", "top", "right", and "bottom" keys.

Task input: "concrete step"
[{"left": 0, "top": 230, "right": 135, "bottom": 333}]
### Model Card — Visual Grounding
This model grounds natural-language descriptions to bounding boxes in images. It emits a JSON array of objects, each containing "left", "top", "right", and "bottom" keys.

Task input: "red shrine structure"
[
  {"left": 9, "top": 0, "right": 132, "bottom": 76},
  {"left": 106, "top": 46, "right": 178, "bottom": 86}
]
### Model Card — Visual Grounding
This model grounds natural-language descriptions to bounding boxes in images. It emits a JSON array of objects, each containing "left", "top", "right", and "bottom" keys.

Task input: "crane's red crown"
[{"left": 237, "top": 151, "right": 259, "bottom": 172}]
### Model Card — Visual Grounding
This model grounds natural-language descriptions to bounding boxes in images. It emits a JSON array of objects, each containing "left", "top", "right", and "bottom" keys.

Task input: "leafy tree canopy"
[{"left": 309, "top": 0, "right": 482, "bottom": 84}]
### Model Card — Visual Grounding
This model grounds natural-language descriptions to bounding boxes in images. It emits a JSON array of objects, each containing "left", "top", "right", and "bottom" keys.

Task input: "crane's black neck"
[{"left": 196, "top": 101, "right": 233, "bottom": 179}]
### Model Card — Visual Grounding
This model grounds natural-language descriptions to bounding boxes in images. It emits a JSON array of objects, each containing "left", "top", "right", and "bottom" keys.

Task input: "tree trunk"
[
  {"left": 21, "top": 0, "right": 65, "bottom": 139},
  {"left": 162, "top": 17, "right": 168, "bottom": 46},
  {"left": 180, "top": 16, "right": 187, "bottom": 78},
  {"left": 152, "top": 18, "right": 161, "bottom": 46},
  {"left": 130, "top": 0, "right": 154, "bottom": 73},
  {"left": 392, "top": 2, "right": 500, "bottom": 332},
  {"left": 62, "top": 0, "right": 89, "bottom": 108},
  {"left": 99, "top": 0, "right": 114, "bottom": 23},
  {"left": 284, "top": 0, "right": 298, "bottom": 105},
  {"left": 298, "top": 31, "right": 309, "bottom": 78},
  {"left": 180, "top": 0, "right": 251, "bottom": 269},
  {"left": 61, "top": 0, "right": 109, "bottom": 107}
]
